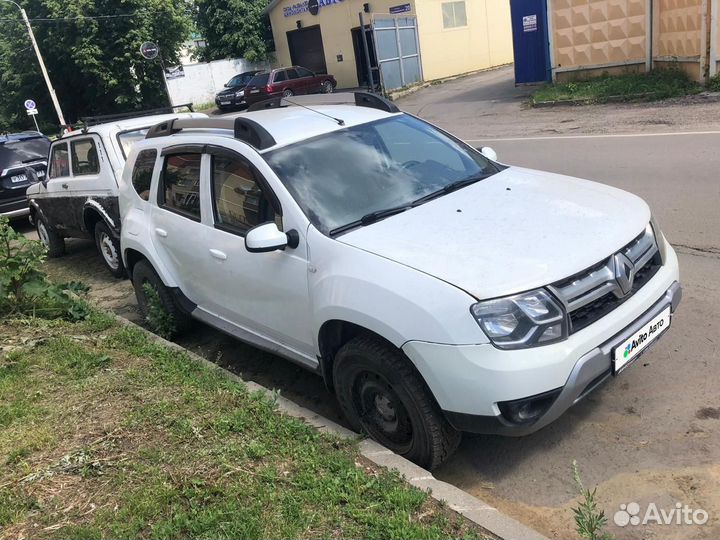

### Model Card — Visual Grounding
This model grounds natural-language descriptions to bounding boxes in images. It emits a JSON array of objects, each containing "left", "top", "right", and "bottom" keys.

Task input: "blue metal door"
[{"left": 510, "top": 0, "right": 550, "bottom": 84}]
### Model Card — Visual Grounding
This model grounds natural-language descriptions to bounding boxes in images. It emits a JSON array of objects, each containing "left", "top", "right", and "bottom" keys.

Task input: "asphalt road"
[{"left": 13, "top": 68, "right": 720, "bottom": 539}]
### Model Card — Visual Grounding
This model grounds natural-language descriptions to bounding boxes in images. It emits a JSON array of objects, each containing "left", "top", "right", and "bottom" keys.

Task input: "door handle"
[
  {"left": 61, "top": 183, "right": 68, "bottom": 189},
  {"left": 154, "top": 228, "right": 168, "bottom": 238},
  {"left": 209, "top": 249, "right": 227, "bottom": 261}
]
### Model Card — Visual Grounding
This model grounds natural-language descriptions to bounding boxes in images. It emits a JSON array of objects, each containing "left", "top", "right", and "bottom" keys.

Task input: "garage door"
[{"left": 286, "top": 25, "right": 328, "bottom": 75}]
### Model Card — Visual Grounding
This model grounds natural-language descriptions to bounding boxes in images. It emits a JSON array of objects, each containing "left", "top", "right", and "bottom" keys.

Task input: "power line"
[{"left": 0, "top": 11, "right": 157, "bottom": 22}]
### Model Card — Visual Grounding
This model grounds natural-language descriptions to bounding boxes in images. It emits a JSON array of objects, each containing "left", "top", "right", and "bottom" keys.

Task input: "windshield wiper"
[
  {"left": 329, "top": 205, "right": 411, "bottom": 236},
  {"left": 411, "top": 173, "right": 493, "bottom": 207}
]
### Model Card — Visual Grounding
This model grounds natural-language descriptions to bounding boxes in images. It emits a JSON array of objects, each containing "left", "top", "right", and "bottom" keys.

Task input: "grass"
[
  {"left": 0, "top": 314, "right": 488, "bottom": 539},
  {"left": 530, "top": 68, "right": 702, "bottom": 106},
  {"left": 709, "top": 74, "right": 720, "bottom": 92},
  {"left": 193, "top": 101, "right": 216, "bottom": 112}
]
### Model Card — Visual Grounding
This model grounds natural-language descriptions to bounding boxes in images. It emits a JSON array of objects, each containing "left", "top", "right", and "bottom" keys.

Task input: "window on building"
[
  {"left": 160, "top": 153, "right": 202, "bottom": 220},
  {"left": 212, "top": 155, "right": 280, "bottom": 233},
  {"left": 70, "top": 139, "right": 100, "bottom": 176},
  {"left": 48, "top": 143, "right": 69, "bottom": 179},
  {"left": 131, "top": 149, "right": 157, "bottom": 201},
  {"left": 442, "top": 1, "right": 467, "bottom": 29}
]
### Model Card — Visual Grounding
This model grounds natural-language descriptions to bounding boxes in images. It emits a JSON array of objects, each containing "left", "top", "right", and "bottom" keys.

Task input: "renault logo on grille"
[{"left": 613, "top": 253, "right": 635, "bottom": 296}]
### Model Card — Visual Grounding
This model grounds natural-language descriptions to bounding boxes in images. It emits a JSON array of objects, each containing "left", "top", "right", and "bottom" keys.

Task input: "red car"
[{"left": 244, "top": 66, "right": 337, "bottom": 106}]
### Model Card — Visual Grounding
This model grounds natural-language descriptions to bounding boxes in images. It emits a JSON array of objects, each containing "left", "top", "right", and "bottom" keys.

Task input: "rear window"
[
  {"left": 131, "top": 149, "right": 157, "bottom": 201},
  {"left": 0, "top": 136, "right": 50, "bottom": 171},
  {"left": 248, "top": 73, "right": 269, "bottom": 86},
  {"left": 118, "top": 128, "right": 150, "bottom": 160}
]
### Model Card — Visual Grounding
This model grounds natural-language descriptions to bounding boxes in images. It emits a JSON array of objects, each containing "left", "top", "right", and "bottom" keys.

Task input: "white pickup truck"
[
  {"left": 119, "top": 93, "right": 681, "bottom": 469},
  {"left": 26, "top": 108, "right": 206, "bottom": 277}
]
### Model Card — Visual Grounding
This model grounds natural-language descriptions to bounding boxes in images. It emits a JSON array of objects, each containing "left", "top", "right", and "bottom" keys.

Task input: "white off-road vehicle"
[
  {"left": 119, "top": 93, "right": 681, "bottom": 469},
  {"left": 26, "top": 107, "right": 206, "bottom": 277}
]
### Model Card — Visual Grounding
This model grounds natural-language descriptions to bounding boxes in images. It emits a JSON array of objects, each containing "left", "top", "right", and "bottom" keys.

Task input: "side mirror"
[
  {"left": 245, "top": 222, "right": 293, "bottom": 253},
  {"left": 478, "top": 146, "right": 498, "bottom": 161},
  {"left": 224, "top": 82, "right": 230, "bottom": 88},
  {"left": 24, "top": 167, "right": 42, "bottom": 186}
]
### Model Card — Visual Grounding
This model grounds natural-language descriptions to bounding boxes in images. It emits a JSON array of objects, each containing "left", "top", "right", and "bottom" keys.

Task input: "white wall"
[{"left": 166, "top": 57, "right": 273, "bottom": 107}]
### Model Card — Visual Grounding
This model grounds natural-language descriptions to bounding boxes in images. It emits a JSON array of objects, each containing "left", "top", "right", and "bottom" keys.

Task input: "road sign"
[
  {"left": 26, "top": 108, "right": 38, "bottom": 115},
  {"left": 140, "top": 42, "right": 159, "bottom": 60},
  {"left": 24, "top": 99, "right": 36, "bottom": 110}
]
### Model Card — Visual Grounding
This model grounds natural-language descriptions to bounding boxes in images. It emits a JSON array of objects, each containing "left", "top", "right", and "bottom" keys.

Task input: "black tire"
[
  {"left": 94, "top": 222, "right": 125, "bottom": 278},
  {"left": 131, "top": 260, "right": 191, "bottom": 336},
  {"left": 333, "top": 335, "right": 461, "bottom": 470},
  {"left": 282, "top": 88, "right": 294, "bottom": 98},
  {"left": 36, "top": 215, "right": 65, "bottom": 258},
  {"left": 322, "top": 80, "right": 334, "bottom": 94}
]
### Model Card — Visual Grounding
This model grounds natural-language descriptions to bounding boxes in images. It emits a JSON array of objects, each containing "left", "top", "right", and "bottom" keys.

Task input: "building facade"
[{"left": 264, "top": 0, "right": 515, "bottom": 90}]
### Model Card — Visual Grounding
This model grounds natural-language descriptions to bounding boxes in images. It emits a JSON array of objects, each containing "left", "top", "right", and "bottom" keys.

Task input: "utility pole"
[{"left": 2, "top": 0, "right": 66, "bottom": 125}]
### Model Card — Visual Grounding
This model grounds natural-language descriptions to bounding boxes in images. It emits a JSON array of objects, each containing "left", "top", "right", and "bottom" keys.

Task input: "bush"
[
  {"left": 0, "top": 216, "right": 90, "bottom": 321},
  {"left": 709, "top": 74, "right": 720, "bottom": 92}
]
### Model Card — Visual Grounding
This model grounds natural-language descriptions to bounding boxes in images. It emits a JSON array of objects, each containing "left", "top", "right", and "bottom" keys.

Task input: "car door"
[
  {"left": 35, "top": 141, "right": 73, "bottom": 233},
  {"left": 198, "top": 145, "right": 315, "bottom": 361},
  {"left": 294, "top": 66, "right": 319, "bottom": 93},
  {"left": 272, "top": 69, "right": 289, "bottom": 95},
  {"left": 148, "top": 147, "right": 208, "bottom": 303}
]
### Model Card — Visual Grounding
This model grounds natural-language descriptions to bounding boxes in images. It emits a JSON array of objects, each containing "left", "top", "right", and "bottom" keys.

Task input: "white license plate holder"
[{"left": 612, "top": 306, "right": 671, "bottom": 375}]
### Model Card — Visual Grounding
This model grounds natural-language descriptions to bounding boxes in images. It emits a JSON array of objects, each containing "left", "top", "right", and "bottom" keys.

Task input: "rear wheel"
[
  {"left": 282, "top": 88, "right": 294, "bottom": 98},
  {"left": 36, "top": 215, "right": 65, "bottom": 258},
  {"left": 131, "top": 260, "right": 191, "bottom": 337},
  {"left": 333, "top": 335, "right": 461, "bottom": 470},
  {"left": 322, "top": 80, "right": 334, "bottom": 94},
  {"left": 94, "top": 222, "right": 125, "bottom": 278}
]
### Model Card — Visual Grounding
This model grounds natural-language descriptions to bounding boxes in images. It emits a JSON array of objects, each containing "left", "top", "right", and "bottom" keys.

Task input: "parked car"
[
  {"left": 26, "top": 108, "right": 207, "bottom": 277},
  {"left": 244, "top": 66, "right": 337, "bottom": 106},
  {"left": 215, "top": 70, "right": 264, "bottom": 111},
  {"left": 0, "top": 132, "right": 50, "bottom": 219},
  {"left": 119, "top": 93, "right": 681, "bottom": 469}
]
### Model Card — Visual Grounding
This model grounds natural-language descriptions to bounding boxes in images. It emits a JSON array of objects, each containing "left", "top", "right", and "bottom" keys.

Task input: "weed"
[
  {"left": 142, "top": 282, "right": 176, "bottom": 338},
  {"left": 572, "top": 460, "right": 613, "bottom": 540},
  {"left": 709, "top": 74, "right": 720, "bottom": 92}
]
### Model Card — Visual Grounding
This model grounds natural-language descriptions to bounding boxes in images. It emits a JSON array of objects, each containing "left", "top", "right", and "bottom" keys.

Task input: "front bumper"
[
  {"left": 215, "top": 95, "right": 246, "bottom": 108},
  {"left": 402, "top": 242, "right": 681, "bottom": 435}
]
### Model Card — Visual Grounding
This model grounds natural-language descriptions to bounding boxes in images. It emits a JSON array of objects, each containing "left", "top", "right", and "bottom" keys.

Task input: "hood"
[
  {"left": 217, "top": 85, "right": 245, "bottom": 95},
  {"left": 338, "top": 167, "right": 651, "bottom": 299}
]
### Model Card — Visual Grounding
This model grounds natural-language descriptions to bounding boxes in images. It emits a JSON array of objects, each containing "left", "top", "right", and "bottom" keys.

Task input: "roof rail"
[
  {"left": 145, "top": 116, "right": 277, "bottom": 150},
  {"left": 77, "top": 103, "right": 195, "bottom": 130},
  {"left": 247, "top": 91, "right": 400, "bottom": 114}
]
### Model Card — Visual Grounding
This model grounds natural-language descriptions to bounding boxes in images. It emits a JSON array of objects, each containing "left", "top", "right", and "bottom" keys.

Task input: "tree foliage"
[
  {"left": 0, "top": 0, "right": 191, "bottom": 132},
  {"left": 194, "top": 0, "right": 273, "bottom": 63}
]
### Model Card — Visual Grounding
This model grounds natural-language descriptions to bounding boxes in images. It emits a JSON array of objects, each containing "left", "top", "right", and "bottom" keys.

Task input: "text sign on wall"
[
  {"left": 523, "top": 14, "right": 537, "bottom": 32},
  {"left": 283, "top": 0, "right": 343, "bottom": 17},
  {"left": 389, "top": 3, "right": 411, "bottom": 14}
]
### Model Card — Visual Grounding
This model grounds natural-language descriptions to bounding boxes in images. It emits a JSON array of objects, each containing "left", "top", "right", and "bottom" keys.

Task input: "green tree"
[
  {"left": 0, "top": 0, "right": 191, "bottom": 132},
  {"left": 194, "top": 0, "right": 273, "bottom": 62}
]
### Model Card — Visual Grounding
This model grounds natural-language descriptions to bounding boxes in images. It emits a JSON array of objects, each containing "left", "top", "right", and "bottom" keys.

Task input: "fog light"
[{"left": 498, "top": 388, "right": 562, "bottom": 425}]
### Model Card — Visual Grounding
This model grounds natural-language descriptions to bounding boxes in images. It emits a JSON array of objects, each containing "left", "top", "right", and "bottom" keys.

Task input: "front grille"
[{"left": 550, "top": 225, "right": 662, "bottom": 333}]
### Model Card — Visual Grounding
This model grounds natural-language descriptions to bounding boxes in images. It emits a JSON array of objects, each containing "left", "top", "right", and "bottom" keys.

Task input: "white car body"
[{"left": 119, "top": 96, "right": 681, "bottom": 465}]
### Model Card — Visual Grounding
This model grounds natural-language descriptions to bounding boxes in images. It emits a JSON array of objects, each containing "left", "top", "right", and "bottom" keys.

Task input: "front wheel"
[
  {"left": 322, "top": 80, "right": 334, "bottom": 94},
  {"left": 94, "top": 222, "right": 125, "bottom": 278},
  {"left": 333, "top": 335, "right": 461, "bottom": 470}
]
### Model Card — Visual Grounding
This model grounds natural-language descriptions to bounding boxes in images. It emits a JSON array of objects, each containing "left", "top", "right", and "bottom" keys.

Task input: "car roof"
[
  {"left": 61, "top": 112, "right": 208, "bottom": 139},
  {"left": 165, "top": 105, "right": 399, "bottom": 151},
  {"left": 0, "top": 131, "right": 49, "bottom": 143}
]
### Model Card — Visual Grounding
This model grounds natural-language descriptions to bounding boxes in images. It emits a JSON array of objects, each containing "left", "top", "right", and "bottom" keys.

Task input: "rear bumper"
[
  {"left": 443, "top": 281, "right": 682, "bottom": 435},
  {"left": 0, "top": 197, "right": 30, "bottom": 218}
]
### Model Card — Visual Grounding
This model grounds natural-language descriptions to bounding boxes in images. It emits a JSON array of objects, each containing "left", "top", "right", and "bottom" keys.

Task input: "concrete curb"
[{"left": 112, "top": 315, "right": 547, "bottom": 540}]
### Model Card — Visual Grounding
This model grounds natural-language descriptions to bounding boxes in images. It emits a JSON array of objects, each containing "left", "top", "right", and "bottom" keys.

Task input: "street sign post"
[{"left": 24, "top": 99, "right": 39, "bottom": 131}]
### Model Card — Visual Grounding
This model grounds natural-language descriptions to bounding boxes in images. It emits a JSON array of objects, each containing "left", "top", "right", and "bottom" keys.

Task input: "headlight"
[
  {"left": 471, "top": 289, "right": 567, "bottom": 349},
  {"left": 235, "top": 90, "right": 245, "bottom": 97},
  {"left": 649, "top": 216, "right": 666, "bottom": 263}
]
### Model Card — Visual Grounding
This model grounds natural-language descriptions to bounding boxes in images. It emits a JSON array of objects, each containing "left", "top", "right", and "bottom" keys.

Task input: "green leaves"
[{"left": 194, "top": 0, "right": 273, "bottom": 62}]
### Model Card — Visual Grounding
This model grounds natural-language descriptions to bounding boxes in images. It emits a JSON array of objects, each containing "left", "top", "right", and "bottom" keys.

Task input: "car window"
[
  {"left": 131, "top": 149, "right": 157, "bottom": 201},
  {"left": 159, "top": 153, "right": 202, "bottom": 220},
  {"left": 265, "top": 115, "right": 495, "bottom": 234},
  {"left": 287, "top": 69, "right": 300, "bottom": 80},
  {"left": 295, "top": 67, "right": 313, "bottom": 78},
  {"left": 48, "top": 143, "right": 70, "bottom": 179},
  {"left": 118, "top": 128, "right": 150, "bottom": 159},
  {"left": 248, "top": 73, "right": 269, "bottom": 86},
  {"left": 212, "top": 155, "right": 281, "bottom": 233},
  {"left": 0, "top": 136, "right": 50, "bottom": 171},
  {"left": 273, "top": 70, "right": 287, "bottom": 82},
  {"left": 71, "top": 139, "right": 100, "bottom": 176}
]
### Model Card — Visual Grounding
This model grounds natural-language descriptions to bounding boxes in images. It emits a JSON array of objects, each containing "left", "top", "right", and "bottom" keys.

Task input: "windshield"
[
  {"left": 117, "top": 128, "right": 150, "bottom": 160},
  {"left": 0, "top": 136, "right": 50, "bottom": 171},
  {"left": 248, "top": 73, "right": 269, "bottom": 87},
  {"left": 264, "top": 115, "right": 497, "bottom": 234}
]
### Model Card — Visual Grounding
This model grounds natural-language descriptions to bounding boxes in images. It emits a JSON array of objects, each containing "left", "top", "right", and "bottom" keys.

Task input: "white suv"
[{"left": 119, "top": 93, "right": 681, "bottom": 469}]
